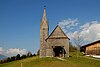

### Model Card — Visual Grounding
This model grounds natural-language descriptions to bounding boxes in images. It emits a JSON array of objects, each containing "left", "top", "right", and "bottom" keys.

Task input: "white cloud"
[
  {"left": 0, "top": 47, "right": 28, "bottom": 57},
  {"left": 59, "top": 19, "right": 100, "bottom": 44},
  {"left": 59, "top": 18, "right": 79, "bottom": 33},
  {"left": 67, "top": 31, "right": 78, "bottom": 40},
  {"left": 80, "top": 21, "right": 100, "bottom": 42},
  {"left": 6, "top": 48, "right": 28, "bottom": 56}
]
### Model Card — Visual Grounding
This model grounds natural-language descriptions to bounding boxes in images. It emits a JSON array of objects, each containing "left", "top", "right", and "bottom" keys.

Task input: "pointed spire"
[
  {"left": 42, "top": 6, "right": 47, "bottom": 20},
  {"left": 41, "top": 6, "right": 48, "bottom": 27}
]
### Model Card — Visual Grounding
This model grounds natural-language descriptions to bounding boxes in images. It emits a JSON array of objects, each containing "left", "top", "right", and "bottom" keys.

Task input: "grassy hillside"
[{"left": 0, "top": 53, "right": 100, "bottom": 67}]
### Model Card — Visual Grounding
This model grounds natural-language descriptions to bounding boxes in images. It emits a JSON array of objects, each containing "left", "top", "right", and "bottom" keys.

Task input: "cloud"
[
  {"left": 6, "top": 48, "right": 28, "bottom": 56},
  {"left": 59, "top": 19, "right": 100, "bottom": 44},
  {"left": 80, "top": 21, "right": 100, "bottom": 42},
  {"left": 59, "top": 18, "right": 79, "bottom": 33},
  {"left": 0, "top": 47, "right": 28, "bottom": 57}
]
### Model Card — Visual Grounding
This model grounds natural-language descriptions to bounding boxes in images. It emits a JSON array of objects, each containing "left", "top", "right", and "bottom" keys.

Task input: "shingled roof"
[{"left": 46, "top": 25, "right": 70, "bottom": 40}]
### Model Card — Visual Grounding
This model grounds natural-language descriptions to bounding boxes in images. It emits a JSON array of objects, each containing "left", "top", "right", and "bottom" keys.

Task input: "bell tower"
[{"left": 40, "top": 6, "right": 49, "bottom": 57}]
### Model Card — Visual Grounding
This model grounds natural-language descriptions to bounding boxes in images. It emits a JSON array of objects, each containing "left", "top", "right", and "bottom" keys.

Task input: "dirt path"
[
  {"left": 82, "top": 56, "right": 100, "bottom": 61},
  {"left": 56, "top": 57, "right": 67, "bottom": 61}
]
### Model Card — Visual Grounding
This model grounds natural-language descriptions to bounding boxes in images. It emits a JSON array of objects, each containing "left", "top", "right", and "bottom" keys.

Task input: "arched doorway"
[{"left": 53, "top": 46, "right": 65, "bottom": 57}]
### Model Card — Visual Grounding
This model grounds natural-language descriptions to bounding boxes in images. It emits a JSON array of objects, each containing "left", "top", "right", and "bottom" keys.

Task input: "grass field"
[{"left": 0, "top": 52, "right": 100, "bottom": 67}]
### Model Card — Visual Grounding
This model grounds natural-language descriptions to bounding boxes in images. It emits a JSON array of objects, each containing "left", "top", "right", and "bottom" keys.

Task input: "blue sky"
[{"left": 0, "top": 0, "right": 100, "bottom": 56}]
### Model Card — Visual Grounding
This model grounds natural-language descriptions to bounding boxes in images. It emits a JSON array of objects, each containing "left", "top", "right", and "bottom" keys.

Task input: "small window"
[{"left": 43, "top": 28, "right": 45, "bottom": 30}]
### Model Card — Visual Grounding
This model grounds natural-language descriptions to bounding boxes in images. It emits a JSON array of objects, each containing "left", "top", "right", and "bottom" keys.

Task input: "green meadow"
[{"left": 0, "top": 52, "right": 100, "bottom": 67}]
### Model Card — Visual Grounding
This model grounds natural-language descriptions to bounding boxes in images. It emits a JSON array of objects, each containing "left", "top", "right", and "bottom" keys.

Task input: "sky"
[{"left": 0, "top": 0, "right": 100, "bottom": 57}]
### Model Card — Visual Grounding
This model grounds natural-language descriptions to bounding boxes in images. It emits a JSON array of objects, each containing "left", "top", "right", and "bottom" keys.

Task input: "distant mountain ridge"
[{"left": 0, "top": 54, "right": 7, "bottom": 60}]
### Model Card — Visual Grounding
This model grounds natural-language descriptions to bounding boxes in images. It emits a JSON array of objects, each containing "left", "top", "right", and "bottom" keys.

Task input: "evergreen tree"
[{"left": 16, "top": 54, "right": 20, "bottom": 60}]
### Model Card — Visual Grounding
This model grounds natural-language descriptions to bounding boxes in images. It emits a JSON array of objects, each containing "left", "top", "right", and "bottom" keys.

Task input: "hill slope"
[{"left": 0, "top": 55, "right": 100, "bottom": 67}]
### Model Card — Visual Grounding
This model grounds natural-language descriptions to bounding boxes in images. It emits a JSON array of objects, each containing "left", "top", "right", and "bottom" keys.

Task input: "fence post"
[{"left": 21, "top": 63, "right": 23, "bottom": 67}]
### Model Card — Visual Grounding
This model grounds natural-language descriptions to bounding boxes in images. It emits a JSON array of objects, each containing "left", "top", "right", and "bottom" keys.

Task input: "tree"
[
  {"left": 27, "top": 52, "right": 32, "bottom": 57},
  {"left": 73, "top": 32, "right": 84, "bottom": 51},
  {"left": 37, "top": 49, "right": 40, "bottom": 56},
  {"left": 16, "top": 54, "right": 20, "bottom": 60},
  {"left": 69, "top": 42, "right": 77, "bottom": 52},
  {"left": 11, "top": 56, "right": 16, "bottom": 61},
  {"left": 7, "top": 57, "right": 11, "bottom": 62},
  {"left": 72, "top": 32, "right": 84, "bottom": 57},
  {"left": 21, "top": 54, "right": 26, "bottom": 59},
  {"left": 0, "top": 60, "right": 3, "bottom": 64},
  {"left": 33, "top": 54, "right": 36, "bottom": 56}
]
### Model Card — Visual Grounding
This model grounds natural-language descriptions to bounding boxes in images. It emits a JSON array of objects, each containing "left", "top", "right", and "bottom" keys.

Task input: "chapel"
[{"left": 40, "top": 7, "right": 70, "bottom": 58}]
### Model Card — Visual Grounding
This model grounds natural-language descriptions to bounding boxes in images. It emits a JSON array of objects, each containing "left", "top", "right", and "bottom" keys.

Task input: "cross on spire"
[{"left": 44, "top": 5, "right": 46, "bottom": 9}]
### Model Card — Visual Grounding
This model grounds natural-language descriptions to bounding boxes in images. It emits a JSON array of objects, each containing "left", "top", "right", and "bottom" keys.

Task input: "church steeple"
[
  {"left": 43, "top": 6, "right": 46, "bottom": 15},
  {"left": 40, "top": 6, "right": 49, "bottom": 57},
  {"left": 42, "top": 6, "right": 47, "bottom": 23}
]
